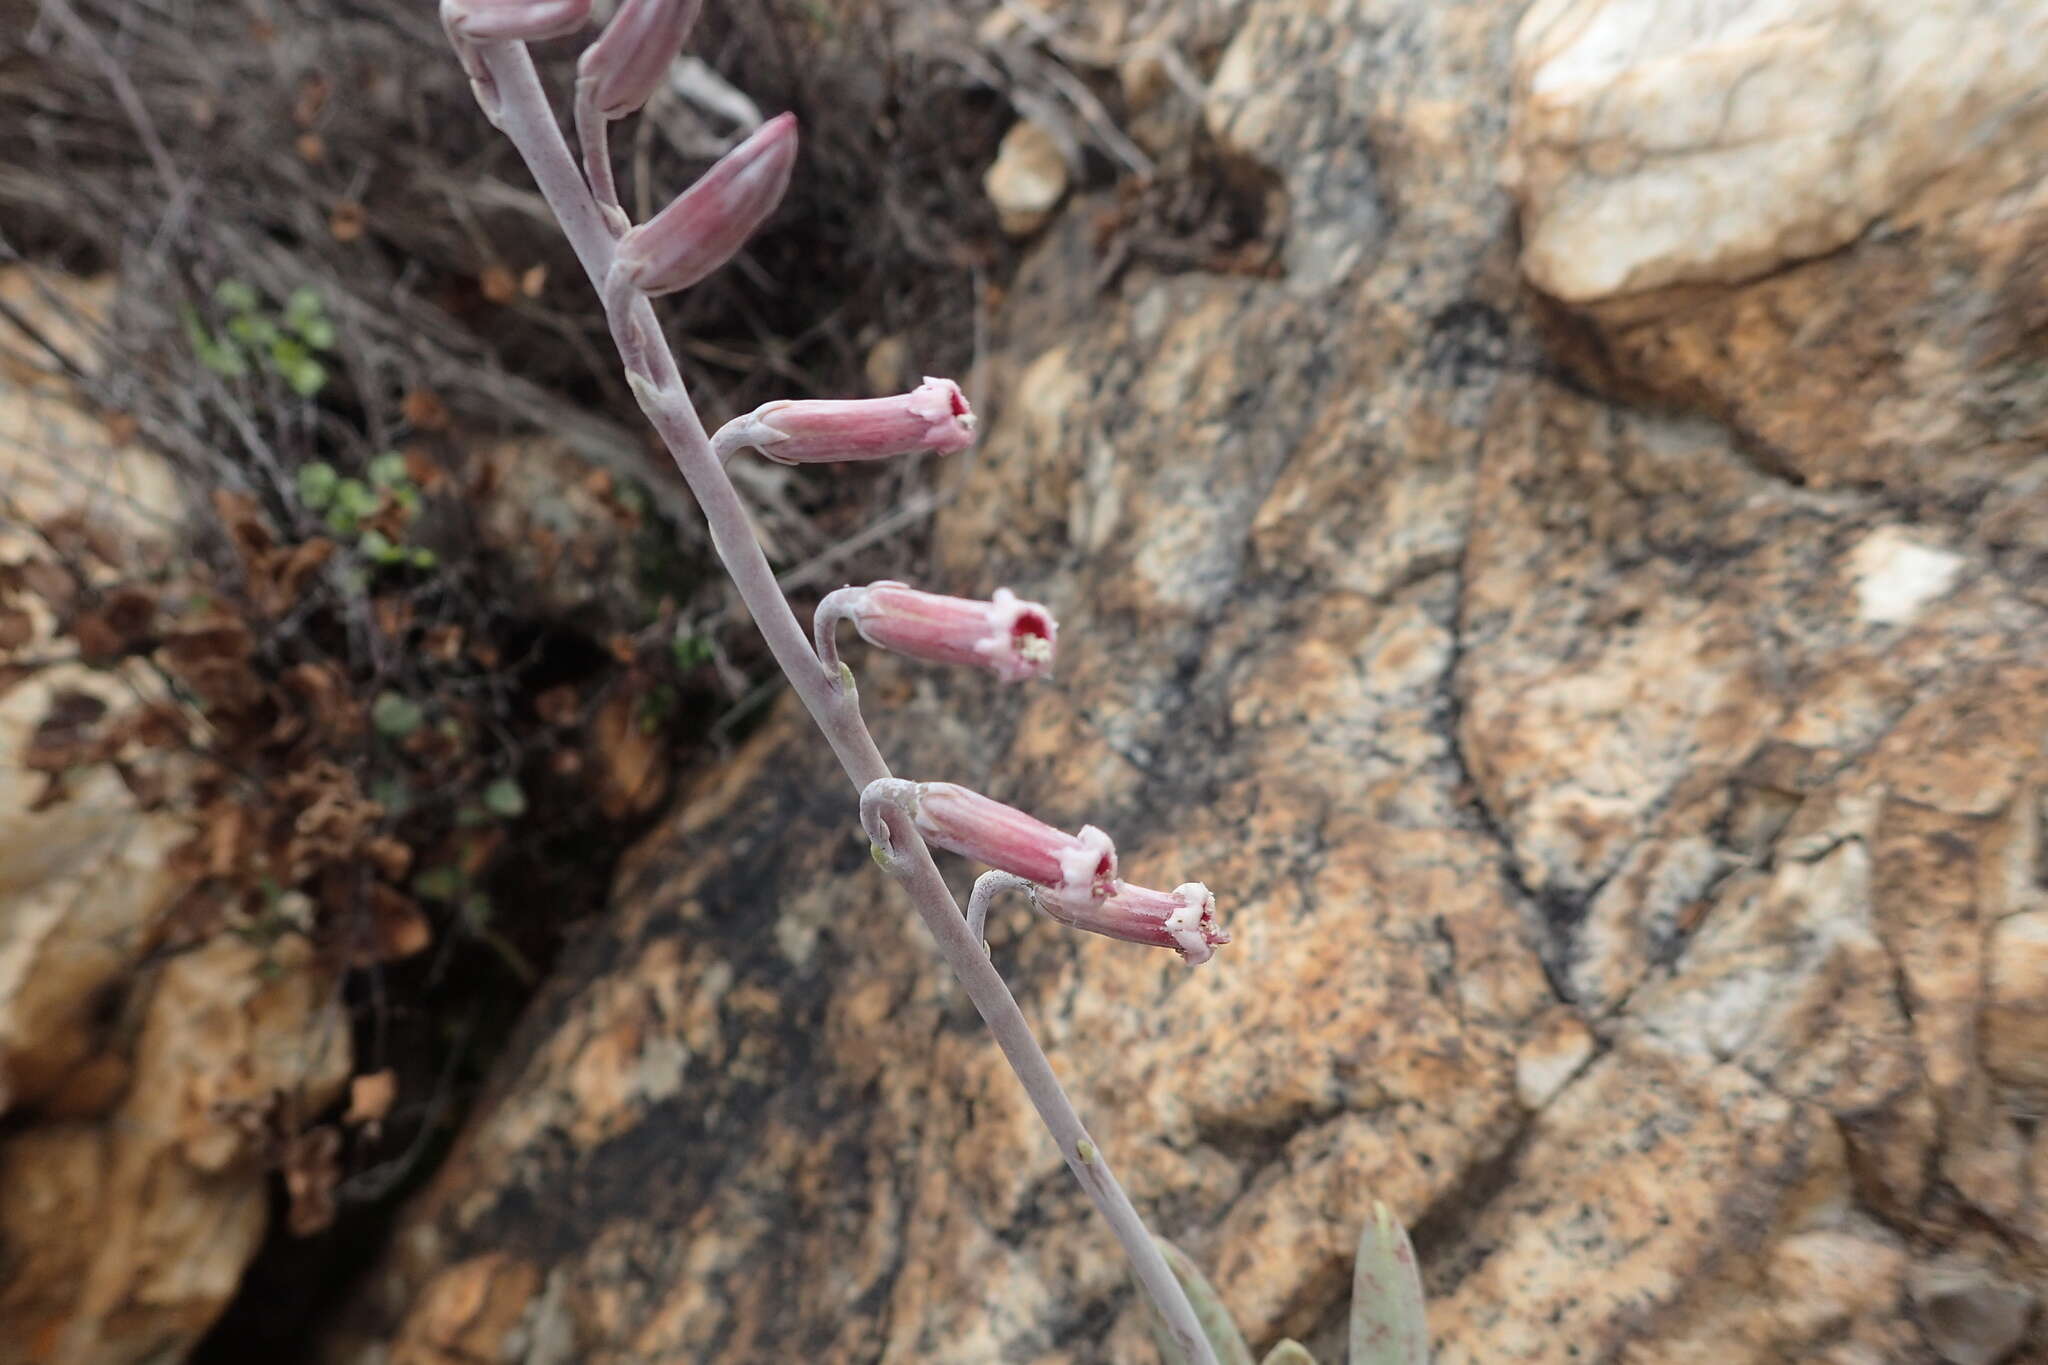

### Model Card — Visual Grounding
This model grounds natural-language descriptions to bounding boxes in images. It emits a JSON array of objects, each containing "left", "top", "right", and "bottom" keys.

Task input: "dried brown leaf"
[
  {"left": 534, "top": 685, "right": 580, "bottom": 728},
  {"left": 361, "top": 882, "right": 431, "bottom": 965},
  {"left": 330, "top": 201, "right": 366, "bottom": 242},
  {"left": 344, "top": 1069, "right": 397, "bottom": 1128},
  {"left": 363, "top": 835, "right": 412, "bottom": 882},
  {"left": 283, "top": 1124, "right": 342, "bottom": 1236},
  {"left": 593, "top": 688, "right": 668, "bottom": 820},
  {"left": 401, "top": 388, "right": 449, "bottom": 432},
  {"left": 25, "top": 689, "right": 111, "bottom": 770},
  {"left": 479, "top": 265, "right": 518, "bottom": 305},
  {"left": 421, "top": 624, "right": 463, "bottom": 663},
  {"left": 210, "top": 487, "right": 274, "bottom": 562}
]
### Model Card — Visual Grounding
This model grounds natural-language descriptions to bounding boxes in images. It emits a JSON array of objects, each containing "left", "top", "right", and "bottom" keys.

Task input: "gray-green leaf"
[
  {"left": 1259, "top": 1342, "right": 1317, "bottom": 1365},
  {"left": 1146, "top": 1239, "right": 1254, "bottom": 1365},
  {"left": 483, "top": 777, "right": 527, "bottom": 819},
  {"left": 371, "top": 691, "right": 424, "bottom": 738},
  {"left": 213, "top": 278, "right": 260, "bottom": 313},
  {"left": 297, "top": 461, "right": 338, "bottom": 510},
  {"left": 1350, "top": 1202, "right": 1429, "bottom": 1365}
]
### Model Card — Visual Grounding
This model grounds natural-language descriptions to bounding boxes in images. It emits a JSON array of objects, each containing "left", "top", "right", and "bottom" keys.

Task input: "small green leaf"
[
  {"left": 227, "top": 313, "right": 279, "bottom": 346},
  {"left": 199, "top": 338, "right": 249, "bottom": 378},
  {"left": 367, "top": 451, "right": 410, "bottom": 489},
  {"left": 410, "top": 547, "right": 437, "bottom": 570},
  {"left": 392, "top": 486, "right": 422, "bottom": 519},
  {"left": 213, "top": 278, "right": 260, "bottom": 313},
  {"left": 297, "top": 461, "right": 338, "bottom": 510},
  {"left": 369, "top": 776, "right": 412, "bottom": 816},
  {"left": 371, "top": 691, "right": 424, "bottom": 738},
  {"left": 269, "top": 336, "right": 327, "bottom": 396},
  {"left": 284, "top": 286, "right": 325, "bottom": 328},
  {"left": 325, "top": 505, "right": 359, "bottom": 536},
  {"left": 413, "top": 864, "right": 463, "bottom": 902},
  {"left": 284, "top": 357, "right": 328, "bottom": 397},
  {"left": 1350, "top": 1202, "right": 1429, "bottom": 1365},
  {"left": 1146, "top": 1239, "right": 1254, "bottom": 1365},
  {"left": 357, "top": 529, "right": 402, "bottom": 564},
  {"left": 670, "top": 632, "right": 714, "bottom": 669},
  {"left": 482, "top": 777, "right": 526, "bottom": 819},
  {"left": 296, "top": 315, "right": 337, "bottom": 351},
  {"left": 335, "top": 478, "right": 377, "bottom": 517}
]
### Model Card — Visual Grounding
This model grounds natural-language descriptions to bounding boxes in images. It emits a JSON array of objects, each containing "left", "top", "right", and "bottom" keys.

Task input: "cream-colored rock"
[
  {"left": 1985, "top": 910, "right": 2048, "bottom": 1094},
  {"left": 1514, "top": 1006, "right": 1596, "bottom": 1110},
  {"left": 1506, "top": 0, "right": 2048, "bottom": 301},
  {"left": 0, "top": 270, "right": 182, "bottom": 544},
  {"left": 1847, "top": 526, "right": 1966, "bottom": 626},
  {"left": 1, "top": 936, "right": 350, "bottom": 1364},
  {"left": 984, "top": 120, "right": 1070, "bottom": 237}
]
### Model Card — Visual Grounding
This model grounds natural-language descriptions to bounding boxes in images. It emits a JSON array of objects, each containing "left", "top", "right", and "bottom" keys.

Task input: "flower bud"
[
  {"left": 1049, "top": 880, "right": 1230, "bottom": 966},
  {"left": 908, "top": 782, "right": 1117, "bottom": 907},
  {"left": 839, "top": 582, "right": 1055, "bottom": 683},
  {"left": 578, "top": 0, "right": 704, "bottom": 119},
  {"left": 443, "top": 0, "right": 592, "bottom": 41},
  {"left": 615, "top": 113, "right": 797, "bottom": 296},
  {"left": 713, "top": 377, "right": 976, "bottom": 465}
]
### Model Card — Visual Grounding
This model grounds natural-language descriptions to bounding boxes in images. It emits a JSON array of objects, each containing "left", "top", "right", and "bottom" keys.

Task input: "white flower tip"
[
  {"left": 1165, "top": 883, "right": 1228, "bottom": 966},
  {"left": 1056, "top": 825, "right": 1118, "bottom": 901}
]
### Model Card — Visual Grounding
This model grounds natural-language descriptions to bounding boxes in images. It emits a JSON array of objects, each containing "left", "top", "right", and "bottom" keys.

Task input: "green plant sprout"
[
  {"left": 185, "top": 279, "right": 336, "bottom": 396},
  {"left": 296, "top": 454, "right": 436, "bottom": 568}
]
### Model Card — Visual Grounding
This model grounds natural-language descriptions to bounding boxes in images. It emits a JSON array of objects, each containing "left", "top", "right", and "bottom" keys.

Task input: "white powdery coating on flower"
[
  {"left": 1057, "top": 826, "right": 1117, "bottom": 901},
  {"left": 1162, "top": 882, "right": 1219, "bottom": 965}
]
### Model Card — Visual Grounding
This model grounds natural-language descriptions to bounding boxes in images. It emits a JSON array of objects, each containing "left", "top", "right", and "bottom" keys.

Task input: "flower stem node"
[
  {"left": 816, "top": 581, "right": 1055, "bottom": 683},
  {"left": 615, "top": 113, "right": 798, "bottom": 296},
  {"left": 714, "top": 377, "right": 976, "bottom": 466},
  {"left": 441, "top": 0, "right": 592, "bottom": 41}
]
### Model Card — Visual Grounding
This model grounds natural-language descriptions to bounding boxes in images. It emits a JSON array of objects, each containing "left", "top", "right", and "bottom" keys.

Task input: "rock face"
[
  {"left": 334, "top": 1, "right": 2048, "bottom": 1362},
  {"left": 0, "top": 272, "right": 353, "bottom": 1365}
]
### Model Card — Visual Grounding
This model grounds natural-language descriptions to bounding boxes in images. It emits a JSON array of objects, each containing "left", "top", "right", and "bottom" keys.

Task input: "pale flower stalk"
[
  {"left": 447, "top": 24, "right": 1224, "bottom": 1364},
  {"left": 576, "top": 0, "right": 704, "bottom": 219}
]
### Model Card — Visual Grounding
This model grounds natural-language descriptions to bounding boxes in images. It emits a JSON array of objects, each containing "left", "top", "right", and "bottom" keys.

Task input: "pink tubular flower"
[
  {"left": 578, "top": 0, "right": 704, "bottom": 119},
  {"left": 442, "top": 0, "right": 591, "bottom": 41},
  {"left": 909, "top": 782, "right": 1116, "bottom": 906},
  {"left": 820, "top": 581, "right": 1055, "bottom": 683},
  {"left": 1047, "top": 880, "right": 1230, "bottom": 966},
  {"left": 712, "top": 377, "right": 976, "bottom": 465},
  {"left": 615, "top": 113, "right": 797, "bottom": 296}
]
